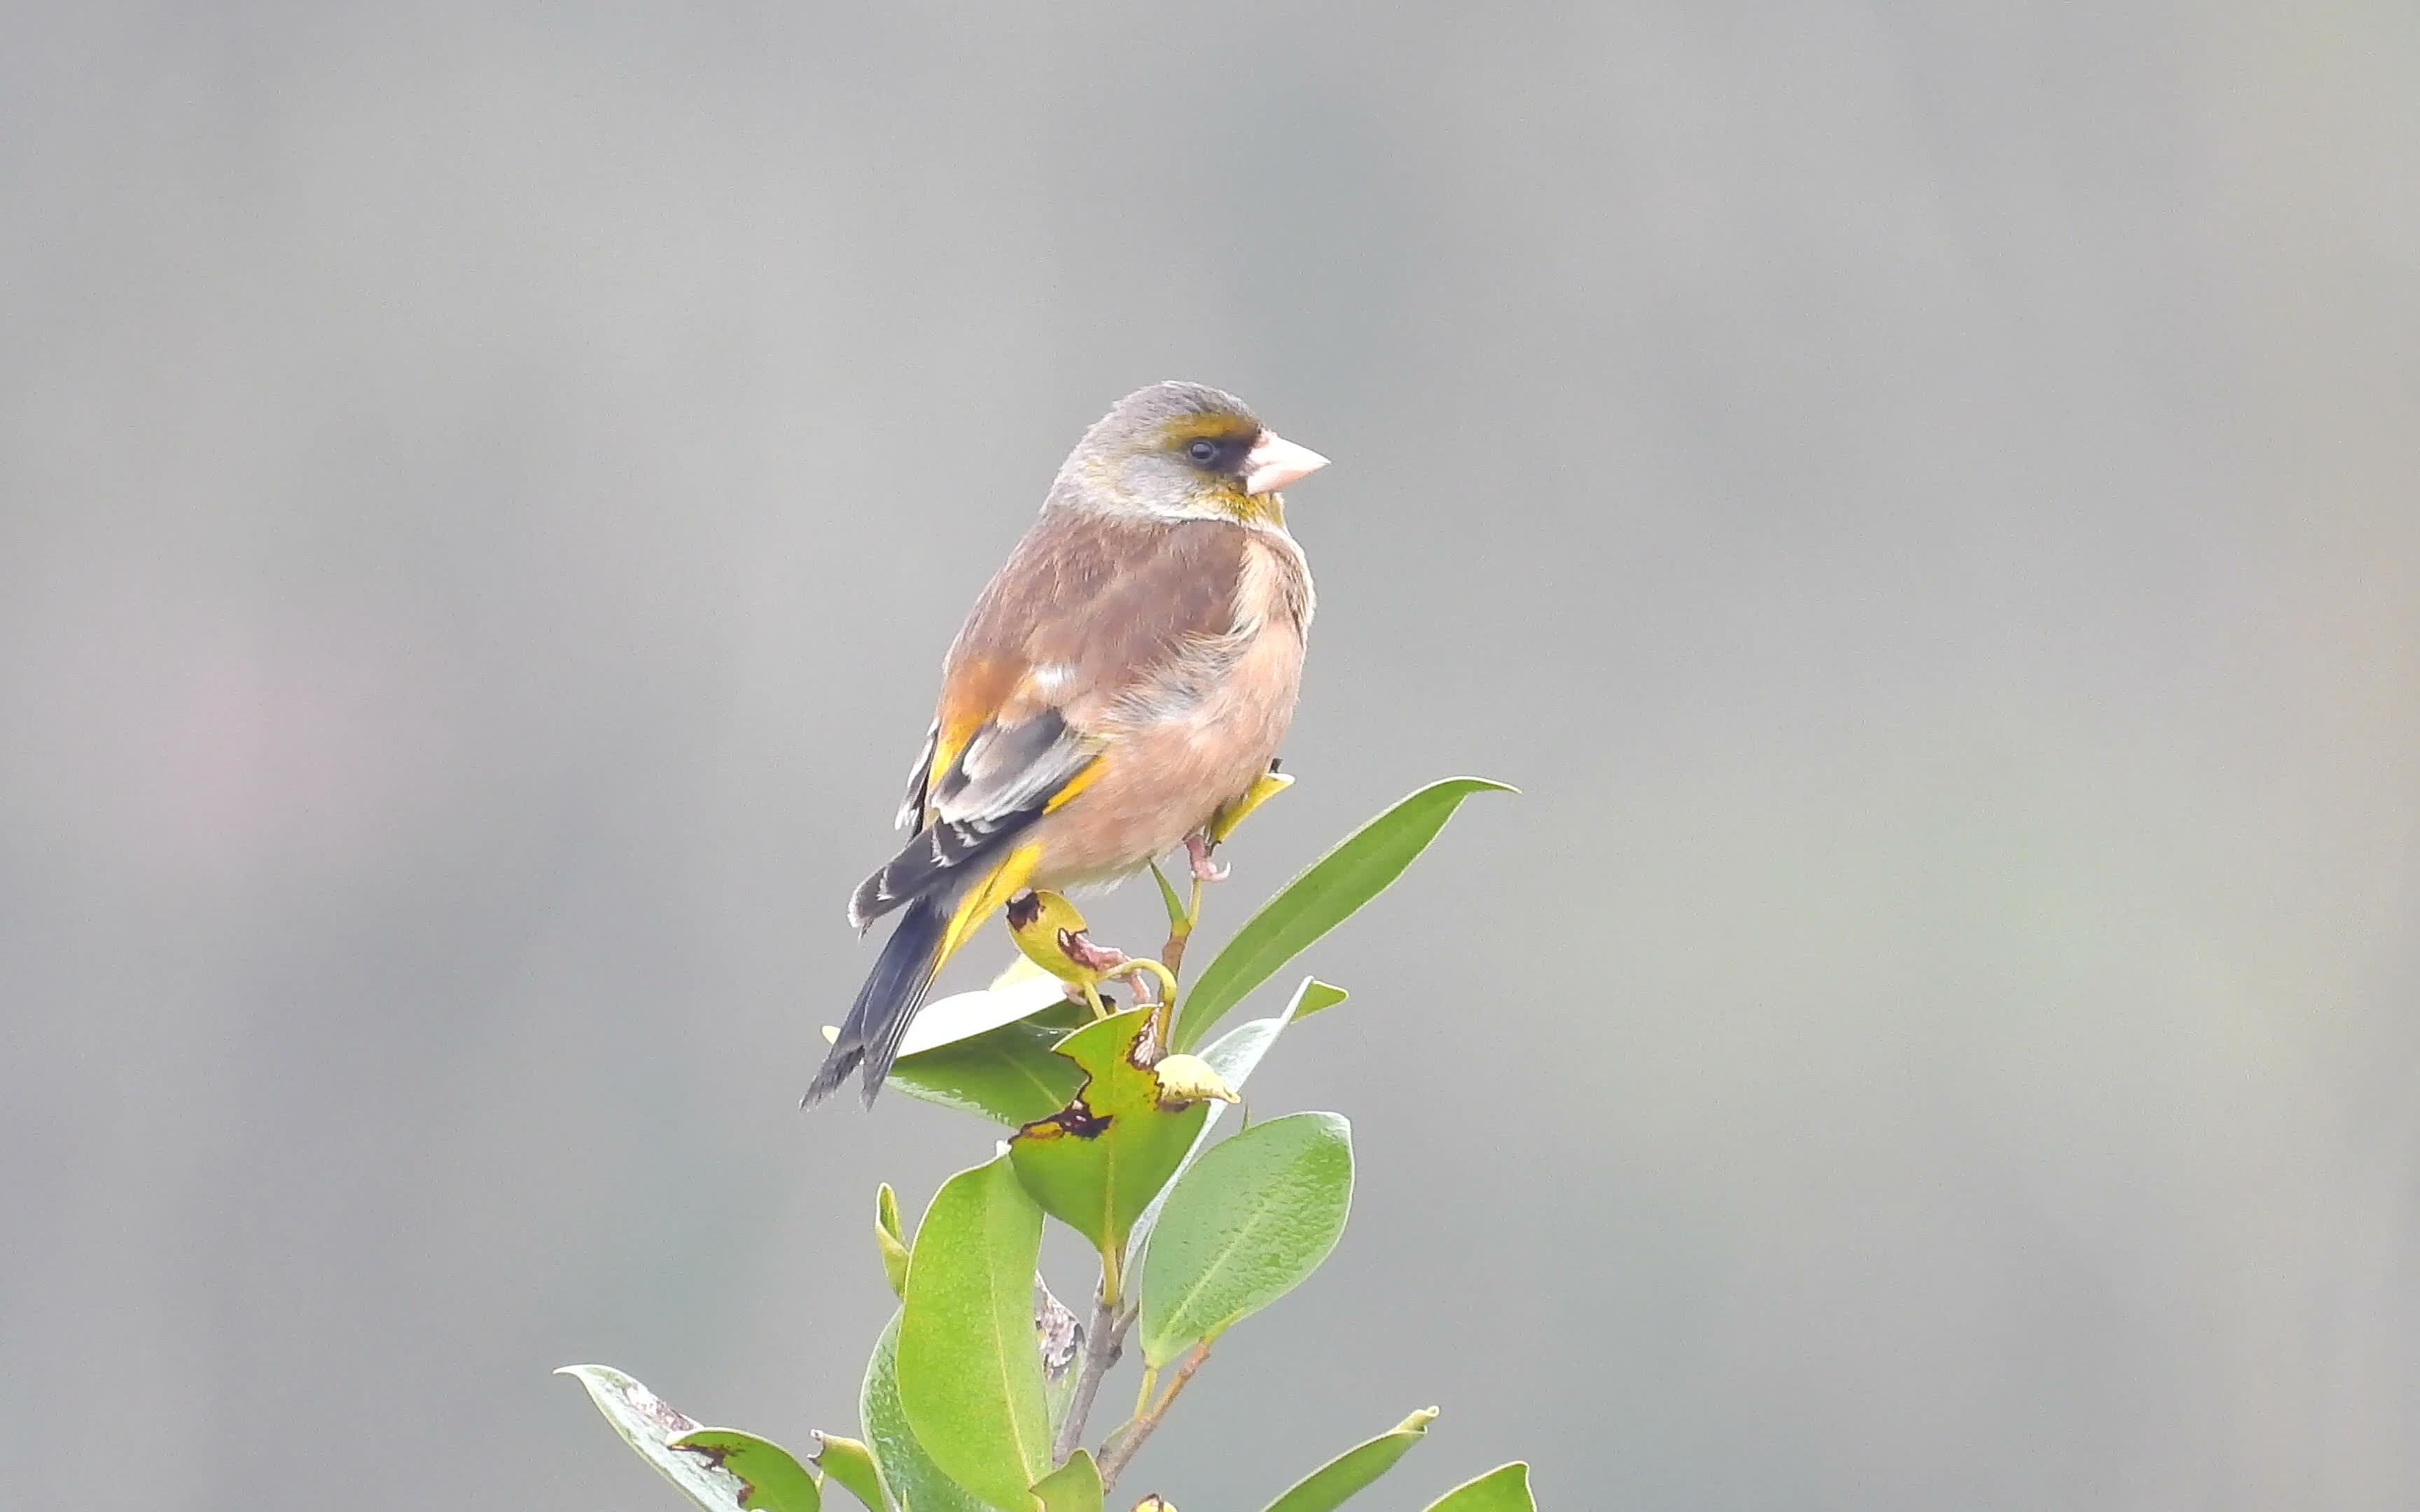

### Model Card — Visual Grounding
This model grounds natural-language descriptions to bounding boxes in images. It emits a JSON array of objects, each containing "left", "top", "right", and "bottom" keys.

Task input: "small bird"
[{"left": 806, "top": 382, "right": 1328, "bottom": 1107}]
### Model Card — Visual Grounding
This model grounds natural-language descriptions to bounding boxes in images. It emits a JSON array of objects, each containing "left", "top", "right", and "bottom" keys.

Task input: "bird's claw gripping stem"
[{"left": 1184, "top": 831, "right": 1229, "bottom": 884}]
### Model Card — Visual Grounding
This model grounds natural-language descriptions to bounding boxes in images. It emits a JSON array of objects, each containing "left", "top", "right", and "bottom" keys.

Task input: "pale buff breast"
[{"left": 1029, "top": 530, "right": 1312, "bottom": 888}]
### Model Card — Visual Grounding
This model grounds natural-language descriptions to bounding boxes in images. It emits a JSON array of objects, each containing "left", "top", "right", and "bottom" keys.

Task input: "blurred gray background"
[{"left": 5, "top": 3, "right": 2416, "bottom": 1508}]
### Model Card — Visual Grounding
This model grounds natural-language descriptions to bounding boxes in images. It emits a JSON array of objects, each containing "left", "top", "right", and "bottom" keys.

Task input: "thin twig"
[
  {"left": 1052, "top": 1289, "right": 1120, "bottom": 1463},
  {"left": 1159, "top": 919, "right": 1192, "bottom": 981},
  {"left": 1095, "top": 1339, "right": 1211, "bottom": 1493},
  {"left": 1160, "top": 868, "right": 1212, "bottom": 981}
]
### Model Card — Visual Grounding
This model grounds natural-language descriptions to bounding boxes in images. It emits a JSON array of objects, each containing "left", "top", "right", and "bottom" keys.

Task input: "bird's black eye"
[{"left": 1186, "top": 438, "right": 1221, "bottom": 465}]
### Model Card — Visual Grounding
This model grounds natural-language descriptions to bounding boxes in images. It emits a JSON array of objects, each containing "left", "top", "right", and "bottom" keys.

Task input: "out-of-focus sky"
[{"left": 5, "top": 4, "right": 2416, "bottom": 1508}]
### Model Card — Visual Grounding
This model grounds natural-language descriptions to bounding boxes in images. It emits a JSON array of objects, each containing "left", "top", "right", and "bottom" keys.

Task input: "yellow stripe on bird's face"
[{"left": 1153, "top": 414, "right": 1286, "bottom": 527}]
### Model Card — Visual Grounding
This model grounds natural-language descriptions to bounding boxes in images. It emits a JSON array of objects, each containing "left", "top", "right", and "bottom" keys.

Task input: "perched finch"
[{"left": 807, "top": 382, "right": 1328, "bottom": 1107}]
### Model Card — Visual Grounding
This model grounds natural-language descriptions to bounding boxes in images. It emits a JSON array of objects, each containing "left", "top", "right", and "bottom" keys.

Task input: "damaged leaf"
[
  {"left": 668, "top": 1428, "right": 824, "bottom": 1512},
  {"left": 1004, "top": 890, "right": 1103, "bottom": 986},
  {"left": 556, "top": 1364, "right": 762, "bottom": 1512},
  {"left": 1008, "top": 1007, "right": 1213, "bottom": 1267},
  {"left": 1150, "top": 1054, "right": 1237, "bottom": 1105}
]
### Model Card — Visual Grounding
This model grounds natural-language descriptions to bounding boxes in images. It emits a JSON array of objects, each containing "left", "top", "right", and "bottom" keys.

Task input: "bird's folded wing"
[
  {"left": 854, "top": 517, "right": 1249, "bottom": 929},
  {"left": 921, "top": 514, "right": 1249, "bottom": 822}
]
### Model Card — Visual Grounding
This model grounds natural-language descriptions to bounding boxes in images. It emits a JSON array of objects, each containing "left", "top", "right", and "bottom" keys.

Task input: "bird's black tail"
[{"left": 806, "top": 890, "right": 952, "bottom": 1107}]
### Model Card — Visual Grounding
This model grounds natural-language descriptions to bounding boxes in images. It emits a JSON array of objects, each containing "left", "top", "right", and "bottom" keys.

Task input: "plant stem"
[
  {"left": 1159, "top": 877, "right": 1205, "bottom": 981},
  {"left": 1056, "top": 860, "right": 1206, "bottom": 1469},
  {"left": 1052, "top": 1287, "right": 1120, "bottom": 1463},
  {"left": 1096, "top": 1339, "right": 1211, "bottom": 1493},
  {"left": 1053, "top": 1285, "right": 1142, "bottom": 1466}
]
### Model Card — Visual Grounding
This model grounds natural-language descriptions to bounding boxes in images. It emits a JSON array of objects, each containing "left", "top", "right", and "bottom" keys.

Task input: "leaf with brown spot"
[
  {"left": 669, "top": 1428, "right": 823, "bottom": 1511},
  {"left": 1008, "top": 1007, "right": 1212, "bottom": 1264},
  {"left": 558, "top": 1365, "right": 819, "bottom": 1511}
]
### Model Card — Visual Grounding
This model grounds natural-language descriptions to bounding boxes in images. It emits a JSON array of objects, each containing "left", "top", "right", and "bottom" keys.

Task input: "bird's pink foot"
[{"left": 1185, "top": 830, "right": 1230, "bottom": 884}]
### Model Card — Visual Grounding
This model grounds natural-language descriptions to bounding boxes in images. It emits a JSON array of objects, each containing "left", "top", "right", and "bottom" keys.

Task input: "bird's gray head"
[{"left": 1050, "top": 381, "right": 1328, "bottom": 526}]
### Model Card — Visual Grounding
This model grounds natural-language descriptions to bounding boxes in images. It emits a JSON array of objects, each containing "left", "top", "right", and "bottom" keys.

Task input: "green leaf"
[
  {"left": 1261, "top": 1407, "right": 1438, "bottom": 1512},
  {"left": 669, "top": 1429, "right": 824, "bottom": 1512},
  {"left": 1421, "top": 1462, "right": 1534, "bottom": 1511},
  {"left": 1290, "top": 981, "right": 1349, "bottom": 1021},
  {"left": 556, "top": 1364, "right": 770, "bottom": 1512},
  {"left": 1200, "top": 979, "right": 1342, "bottom": 1092},
  {"left": 898, "top": 1154, "right": 1051, "bottom": 1511},
  {"left": 1137, "top": 1111, "right": 1354, "bottom": 1368},
  {"left": 1175, "top": 778, "right": 1515, "bottom": 1049},
  {"left": 861, "top": 1312, "right": 986, "bottom": 1512},
  {"left": 1008, "top": 1008, "right": 1211, "bottom": 1264},
  {"left": 876, "top": 1184, "right": 910, "bottom": 1300},
  {"left": 1150, "top": 859, "right": 1188, "bottom": 931},
  {"left": 887, "top": 1011, "right": 1087, "bottom": 1126},
  {"left": 1031, "top": 1450, "right": 1104, "bottom": 1512},
  {"left": 1127, "top": 977, "right": 1340, "bottom": 1273},
  {"left": 809, "top": 1434, "right": 886, "bottom": 1512}
]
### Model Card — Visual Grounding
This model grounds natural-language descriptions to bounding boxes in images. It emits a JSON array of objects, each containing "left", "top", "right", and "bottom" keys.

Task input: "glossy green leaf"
[
  {"left": 861, "top": 1312, "right": 986, "bottom": 1512},
  {"left": 886, "top": 1011, "right": 1087, "bottom": 1126},
  {"left": 1008, "top": 1008, "right": 1211, "bottom": 1264},
  {"left": 1127, "top": 977, "right": 1340, "bottom": 1272},
  {"left": 669, "top": 1429, "right": 824, "bottom": 1512},
  {"left": 1175, "top": 778, "right": 1515, "bottom": 1049},
  {"left": 1031, "top": 1450, "right": 1104, "bottom": 1512},
  {"left": 1137, "top": 1112, "right": 1354, "bottom": 1368},
  {"left": 876, "top": 1183, "right": 911, "bottom": 1299},
  {"left": 898, "top": 1154, "right": 1051, "bottom": 1511},
  {"left": 809, "top": 1434, "right": 886, "bottom": 1512},
  {"left": 1421, "top": 1462, "right": 1534, "bottom": 1511},
  {"left": 1261, "top": 1406, "right": 1438, "bottom": 1512},
  {"left": 556, "top": 1364, "right": 765, "bottom": 1512}
]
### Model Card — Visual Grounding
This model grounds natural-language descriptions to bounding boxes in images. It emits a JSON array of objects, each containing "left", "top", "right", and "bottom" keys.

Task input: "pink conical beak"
[{"left": 1242, "top": 430, "right": 1330, "bottom": 496}]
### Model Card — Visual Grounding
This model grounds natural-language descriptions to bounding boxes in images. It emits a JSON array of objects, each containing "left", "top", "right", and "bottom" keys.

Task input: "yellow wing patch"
[
  {"left": 1043, "top": 754, "right": 1108, "bottom": 813},
  {"left": 934, "top": 842, "right": 1043, "bottom": 969}
]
